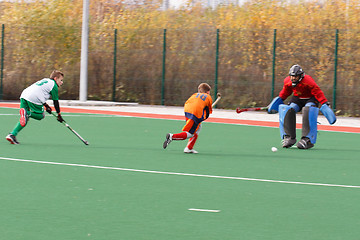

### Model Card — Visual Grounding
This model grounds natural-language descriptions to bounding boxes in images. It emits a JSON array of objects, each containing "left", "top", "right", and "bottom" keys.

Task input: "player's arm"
[
  {"left": 268, "top": 79, "right": 290, "bottom": 114},
  {"left": 49, "top": 84, "right": 63, "bottom": 122},
  {"left": 53, "top": 100, "right": 64, "bottom": 122},
  {"left": 207, "top": 94, "right": 213, "bottom": 114},
  {"left": 200, "top": 94, "right": 213, "bottom": 120},
  {"left": 43, "top": 102, "right": 52, "bottom": 114},
  {"left": 205, "top": 94, "right": 213, "bottom": 119},
  {"left": 43, "top": 100, "right": 62, "bottom": 121},
  {"left": 278, "top": 79, "right": 292, "bottom": 101},
  {"left": 311, "top": 84, "right": 328, "bottom": 105},
  {"left": 310, "top": 82, "right": 336, "bottom": 124}
]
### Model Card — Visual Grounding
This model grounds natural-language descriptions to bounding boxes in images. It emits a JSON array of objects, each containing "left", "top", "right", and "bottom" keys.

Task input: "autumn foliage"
[{"left": 0, "top": 0, "right": 359, "bottom": 115}]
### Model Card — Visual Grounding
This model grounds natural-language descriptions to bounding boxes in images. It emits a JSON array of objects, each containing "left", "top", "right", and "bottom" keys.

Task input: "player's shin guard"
[
  {"left": 302, "top": 106, "right": 319, "bottom": 144},
  {"left": 279, "top": 104, "right": 296, "bottom": 139},
  {"left": 186, "top": 133, "right": 198, "bottom": 150},
  {"left": 11, "top": 122, "right": 24, "bottom": 136}
]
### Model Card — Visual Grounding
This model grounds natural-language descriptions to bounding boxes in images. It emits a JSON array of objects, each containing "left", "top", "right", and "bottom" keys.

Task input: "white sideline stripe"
[
  {"left": 0, "top": 156, "right": 359, "bottom": 189},
  {"left": 188, "top": 208, "right": 220, "bottom": 213}
]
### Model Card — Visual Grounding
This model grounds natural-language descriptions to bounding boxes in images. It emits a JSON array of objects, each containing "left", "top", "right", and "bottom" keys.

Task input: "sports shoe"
[
  {"left": 296, "top": 137, "right": 314, "bottom": 149},
  {"left": 163, "top": 133, "right": 173, "bottom": 149},
  {"left": 19, "top": 108, "right": 28, "bottom": 127},
  {"left": 184, "top": 147, "right": 198, "bottom": 154},
  {"left": 282, "top": 135, "right": 297, "bottom": 148},
  {"left": 6, "top": 134, "right": 19, "bottom": 144}
]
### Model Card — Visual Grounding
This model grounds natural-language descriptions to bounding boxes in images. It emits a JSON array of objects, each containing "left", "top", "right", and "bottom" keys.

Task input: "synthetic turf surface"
[{"left": 0, "top": 107, "right": 359, "bottom": 240}]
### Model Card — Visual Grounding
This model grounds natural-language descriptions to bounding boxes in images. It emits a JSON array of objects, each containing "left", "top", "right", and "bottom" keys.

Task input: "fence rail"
[{"left": 1, "top": 24, "right": 359, "bottom": 116}]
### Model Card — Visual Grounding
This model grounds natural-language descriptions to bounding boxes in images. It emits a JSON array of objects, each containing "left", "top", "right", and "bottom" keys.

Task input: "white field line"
[
  {"left": 0, "top": 156, "right": 359, "bottom": 189},
  {"left": 188, "top": 208, "right": 220, "bottom": 213}
]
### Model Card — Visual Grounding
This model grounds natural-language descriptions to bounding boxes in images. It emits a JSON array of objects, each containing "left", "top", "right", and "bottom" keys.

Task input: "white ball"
[{"left": 271, "top": 147, "right": 278, "bottom": 152}]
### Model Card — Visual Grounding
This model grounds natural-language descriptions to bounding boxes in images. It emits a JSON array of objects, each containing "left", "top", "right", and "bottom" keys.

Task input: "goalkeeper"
[
  {"left": 267, "top": 64, "right": 336, "bottom": 149},
  {"left": 6, "top": 70, "right": 65, "bottom": 144}
]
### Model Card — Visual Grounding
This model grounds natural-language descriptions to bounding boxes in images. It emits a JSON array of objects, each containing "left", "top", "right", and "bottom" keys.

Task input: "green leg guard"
[{"left": 11, "top": 122, "right": 24, "bottom": 136}]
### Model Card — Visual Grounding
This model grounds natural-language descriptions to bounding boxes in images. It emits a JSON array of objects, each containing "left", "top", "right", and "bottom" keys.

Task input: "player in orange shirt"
[{"left": 163, "top": 83, "right": 213, "bottom": 154}]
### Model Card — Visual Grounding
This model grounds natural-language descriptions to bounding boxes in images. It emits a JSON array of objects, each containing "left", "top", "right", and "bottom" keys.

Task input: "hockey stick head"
[{"left": 236, "top": 107, "right": 246, "bottom": 113}]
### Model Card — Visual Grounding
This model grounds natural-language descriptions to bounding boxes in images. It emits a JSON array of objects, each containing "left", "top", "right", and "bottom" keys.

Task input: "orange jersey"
[{"left": 184, "top": 93, "right": 213, "bottom": 124}]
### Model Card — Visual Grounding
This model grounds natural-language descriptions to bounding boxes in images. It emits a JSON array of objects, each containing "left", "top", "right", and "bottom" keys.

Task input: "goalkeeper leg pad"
[
  {"left": 279, "top": 104, "right": 296, "bottom": 140},
  {"left": 320, "top": 104, "right": 336, "bottom": 125},
  {"left": 301, "top": 106, "right": 319, "bottom": 144}
]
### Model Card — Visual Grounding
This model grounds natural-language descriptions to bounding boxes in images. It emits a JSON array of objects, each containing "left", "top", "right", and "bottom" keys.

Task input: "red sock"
[
  {"left": 172, "top": 132, "right": 188, "bottom": 140},
  {"left": 186, "top": 133, "right": 198, "bottom": 149}
]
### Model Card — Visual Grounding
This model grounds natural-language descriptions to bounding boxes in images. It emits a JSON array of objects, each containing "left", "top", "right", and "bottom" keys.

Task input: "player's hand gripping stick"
[{"left": 212, "top": 93, "right": 221, "bottom": 108}]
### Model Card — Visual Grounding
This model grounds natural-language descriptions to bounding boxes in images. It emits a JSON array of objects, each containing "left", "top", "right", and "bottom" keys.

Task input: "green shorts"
[{"left": 20, "top": 98, "right": 44, "bottom": 114}]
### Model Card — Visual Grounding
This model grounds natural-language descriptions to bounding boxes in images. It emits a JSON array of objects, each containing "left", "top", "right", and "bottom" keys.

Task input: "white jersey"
[{"left": 20, "top": 78, "right": 59, "bottom": 105}]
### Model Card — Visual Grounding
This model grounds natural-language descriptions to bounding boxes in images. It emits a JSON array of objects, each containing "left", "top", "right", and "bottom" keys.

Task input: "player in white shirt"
[{"left": 6, "top": 70, "right": 65, "bottom": 144}]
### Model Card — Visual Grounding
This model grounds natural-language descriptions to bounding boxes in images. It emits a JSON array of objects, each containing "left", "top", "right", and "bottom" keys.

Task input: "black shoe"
[
  {"left": 163, "top": 133, "right": 172, "bottom": 149},
  {"left": 296, "top": 137, "right": 314, "bottom": 149},
  {"left": 6, "top": 134, "right": 19, "bottom": 144}
]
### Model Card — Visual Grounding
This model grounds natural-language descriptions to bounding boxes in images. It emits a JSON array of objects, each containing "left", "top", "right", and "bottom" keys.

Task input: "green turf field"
[{"left": 1, "top": 107, "right": 359, "bottom": 240}]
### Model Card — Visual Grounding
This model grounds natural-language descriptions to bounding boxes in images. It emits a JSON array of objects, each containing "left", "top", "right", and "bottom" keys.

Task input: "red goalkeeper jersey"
[{"left": 279, "top": 75, "right": 328, "bottom": 104}]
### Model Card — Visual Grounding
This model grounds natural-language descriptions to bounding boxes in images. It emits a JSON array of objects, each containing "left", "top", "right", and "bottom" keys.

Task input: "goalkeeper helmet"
[{"left": 289, "top": 64, "right": 305, "bottom": 87}]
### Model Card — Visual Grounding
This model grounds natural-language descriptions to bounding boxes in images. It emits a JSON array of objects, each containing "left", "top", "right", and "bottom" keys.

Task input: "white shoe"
[{"left": 184, "top": 147, "right": 198, "bottom": 154}]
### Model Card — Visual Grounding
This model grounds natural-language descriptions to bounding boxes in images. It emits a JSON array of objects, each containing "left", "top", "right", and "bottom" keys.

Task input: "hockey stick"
[
  {"left": 236, "top": 106, "right": 268, "bottom": 114},
  {"left": 212, "top": 93, "right": 221, "bottom": 107},
  {"left": 51, "top": 112, "right": 89, "bottom": 145}
]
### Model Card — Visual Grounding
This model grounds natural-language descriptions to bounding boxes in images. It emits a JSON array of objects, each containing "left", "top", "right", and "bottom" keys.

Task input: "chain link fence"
[{"left": 1, "top": 25, "right": 359, "bottom": 116}]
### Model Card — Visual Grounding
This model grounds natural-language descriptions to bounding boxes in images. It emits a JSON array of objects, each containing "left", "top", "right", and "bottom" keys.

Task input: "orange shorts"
[{"left": 182, "top": 118, "right": 200, "bottom": 134}]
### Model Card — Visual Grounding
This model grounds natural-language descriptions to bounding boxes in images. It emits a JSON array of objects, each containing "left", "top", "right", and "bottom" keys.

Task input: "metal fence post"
[
  {"left": 161, "top": 29, "right": 166, "bottom": 105},
  {"left": 0, "top": 24, "right": 4, "bottom": 100},
  {"left": 333, "top": 29, "right": 339, "bottom": 110},
  {"left": 271, "top": 29, "right": 277, "bottom": 100},
  {"left": 214, "top": 29, "right": 220, "bottom": 104},
  {"left": 112, "top": 28, "right": 117, "bottom": 102}
]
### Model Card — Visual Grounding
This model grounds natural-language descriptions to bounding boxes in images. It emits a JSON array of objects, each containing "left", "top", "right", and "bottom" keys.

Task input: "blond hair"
[
  {"left": 50, "top": 70, "right": 64, "bottom": 80},
  {"left": 198, "top": 83, "right": 211, "bottom": 93}
]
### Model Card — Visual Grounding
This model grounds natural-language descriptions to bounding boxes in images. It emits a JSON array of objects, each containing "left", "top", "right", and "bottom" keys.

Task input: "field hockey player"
[
  {"left": 163, "top": 83, "right": 213, "bottom": 154},
  {"left": 267, "top": 64, "right": 336, "bottom": 149},
  {"left": 6, "top": 70, "right": 65, "bottom": 144}
]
